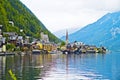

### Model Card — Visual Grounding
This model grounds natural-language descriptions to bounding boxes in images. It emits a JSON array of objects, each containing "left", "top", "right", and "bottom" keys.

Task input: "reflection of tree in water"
[
  {"left": 0, "top": 53, "right": 43, "bottom": 80},
  {"left": 0, "top": 53, "right": 106, "bottom": 80},
  {"left": 17, "top": 54, "right": 42, "bottom": 80},
  {"left": 0, "top": 56, "right": 6, "bottom": 80},
  {"left": 33, "top": 54, "right": 57, "bottom": 77}
]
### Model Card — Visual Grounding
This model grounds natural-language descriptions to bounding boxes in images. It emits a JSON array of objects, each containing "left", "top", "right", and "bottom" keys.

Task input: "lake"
[{"left": 0, "top": 52, "right": 120, "bottom": 80}]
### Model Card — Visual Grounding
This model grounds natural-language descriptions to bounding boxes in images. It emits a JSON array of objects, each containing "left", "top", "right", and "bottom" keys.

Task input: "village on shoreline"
[{"left": 0, "top": 24, "right": 106, "bottom": 56}]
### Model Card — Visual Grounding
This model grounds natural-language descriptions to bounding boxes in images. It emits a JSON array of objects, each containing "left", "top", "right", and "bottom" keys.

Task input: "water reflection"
[
  {"left": 42, "top": 54, "right": 107, "bottom": 80},
  {"left": 0, "top": 52, "right": 120, "bottom": 80}
]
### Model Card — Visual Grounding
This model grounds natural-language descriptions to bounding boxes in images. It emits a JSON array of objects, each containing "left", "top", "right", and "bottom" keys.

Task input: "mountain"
[
  {"left": 61, "top": 11, "right": 120, "bottom": 51},
  {"left": 53, "top": 27, "right": 80, "bottom": 38},
  {"left": 0, "top": 0, "right": 60, "bottom": 43}
]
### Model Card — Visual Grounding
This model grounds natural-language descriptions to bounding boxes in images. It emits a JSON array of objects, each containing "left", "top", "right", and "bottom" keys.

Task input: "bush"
[
  {"left": 60, "top": 41, "right": 65, "bottom": 47},
  {"left": 6, "top": 43, "right": 16, "bottom": 51}
]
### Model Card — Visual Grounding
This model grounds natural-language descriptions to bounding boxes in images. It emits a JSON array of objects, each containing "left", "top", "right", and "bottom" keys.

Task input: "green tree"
[
  {"left": 60, "top": 41, "right": 65, "bottom": 47},
  {"left": 0, "top": 0, "right": 61, "bottom": 43}
]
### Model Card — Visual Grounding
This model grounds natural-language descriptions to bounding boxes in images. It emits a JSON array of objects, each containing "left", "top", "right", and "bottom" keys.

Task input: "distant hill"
[
  {"left": 61, "top": 11, "right": 120, "bottom": 51},
  {"left": 53, "top": 27, "right": 80, "bottom": 38},
  {"left": 0, "top": 0, "right": 60, "bottom": 43}
]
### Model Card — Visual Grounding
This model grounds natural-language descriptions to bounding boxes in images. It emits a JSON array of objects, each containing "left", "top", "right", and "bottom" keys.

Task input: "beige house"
[{"left": 41, "top": 32, "right": 49, "bottom": 43}]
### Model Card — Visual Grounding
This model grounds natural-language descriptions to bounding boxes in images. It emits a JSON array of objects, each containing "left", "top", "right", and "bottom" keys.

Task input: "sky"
[{"left": 20, "top": 0, "right": 120, "bottom": 33}]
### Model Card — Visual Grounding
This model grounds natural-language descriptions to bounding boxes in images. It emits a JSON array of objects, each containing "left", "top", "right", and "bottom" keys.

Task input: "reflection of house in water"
[
  {"left": 0, "top": 57, "right": 2, "bottom": 79},
  {"left": 0, "top": 56, "right": 6, "bottom": 79}
]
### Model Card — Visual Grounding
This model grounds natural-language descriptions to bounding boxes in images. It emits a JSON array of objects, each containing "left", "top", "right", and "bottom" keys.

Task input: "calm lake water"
[{"left": 0, "top": 52, "right": 120, "bottom": 80}]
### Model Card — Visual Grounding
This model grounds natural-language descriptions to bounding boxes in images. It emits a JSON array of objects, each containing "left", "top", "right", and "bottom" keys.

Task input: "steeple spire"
[{"left": 66, "top": 29, "right": 68, "bottom": 45}]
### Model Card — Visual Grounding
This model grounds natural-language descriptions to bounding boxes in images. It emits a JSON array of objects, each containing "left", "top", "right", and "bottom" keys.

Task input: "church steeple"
[{"left": 66, "top": 29, "right": 68, "bottom": 45}]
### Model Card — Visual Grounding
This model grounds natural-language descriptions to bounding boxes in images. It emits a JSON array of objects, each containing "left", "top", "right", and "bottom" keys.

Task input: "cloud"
[{"left": 20, "top": 0, "right": 120, "bottom": 32}]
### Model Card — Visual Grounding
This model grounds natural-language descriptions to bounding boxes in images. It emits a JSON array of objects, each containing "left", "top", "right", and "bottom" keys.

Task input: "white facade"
[{"left": 41, "top": 32, "right": 49, "bottom": 43}]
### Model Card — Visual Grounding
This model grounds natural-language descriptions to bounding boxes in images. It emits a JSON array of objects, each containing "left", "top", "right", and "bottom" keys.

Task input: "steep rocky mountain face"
[
  {"left": 61, "top": 11, "right": 120, "bottom": 51},
  {"left": 0, "top": 0, "right": 60, "bottom": 43}
]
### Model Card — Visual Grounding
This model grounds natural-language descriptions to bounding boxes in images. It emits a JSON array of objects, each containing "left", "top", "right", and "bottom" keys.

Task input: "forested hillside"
[{"left": 0, "top": 0, "right": 60, "bottom": 43}]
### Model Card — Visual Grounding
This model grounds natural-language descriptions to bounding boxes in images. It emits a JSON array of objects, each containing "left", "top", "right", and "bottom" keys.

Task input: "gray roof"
[{"left": 3, "top": 32, "right": 17, "bottom": 36}]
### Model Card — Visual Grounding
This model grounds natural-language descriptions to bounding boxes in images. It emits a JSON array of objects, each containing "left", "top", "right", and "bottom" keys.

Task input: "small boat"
[
  {"left": 62, "top": 50, "right": 70, "bottom": 54},
  {"left": 32, "top": 50, "right": 41, "bottom": 54},
  {"left": 86, "top": 50, "right": 96, "bottom": 53},
  {"left": 49, "top": 50, "right": 57, "bottom": 54}
]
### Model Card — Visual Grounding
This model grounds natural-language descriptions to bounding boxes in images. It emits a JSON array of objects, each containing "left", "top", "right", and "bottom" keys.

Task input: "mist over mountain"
[
  {"left": 53, "top": 27, "right": 80, "bottom": 38},
  {"left": 61, "top": 11, "right": 120, "bottom": 51}
]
